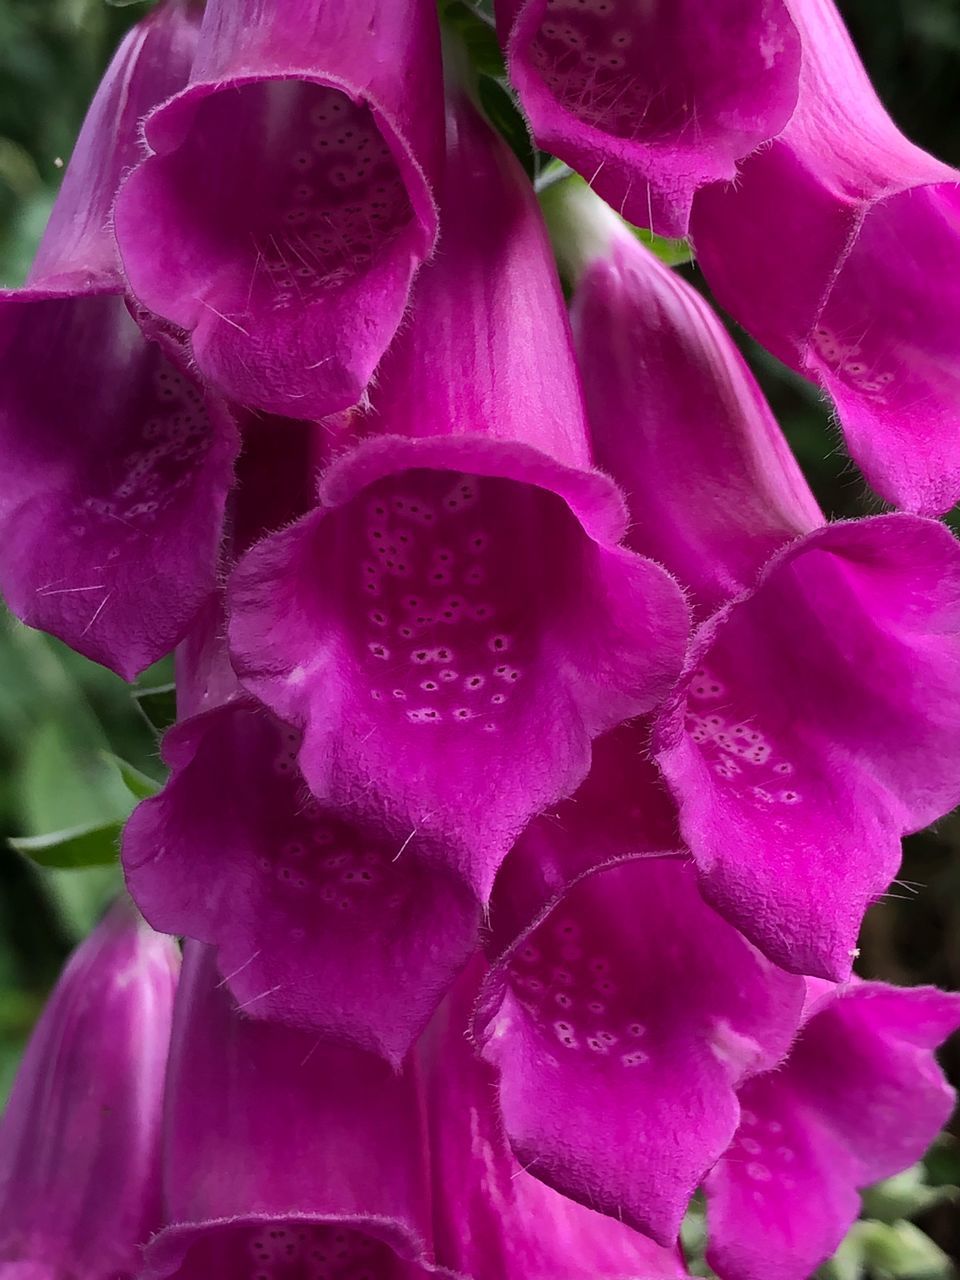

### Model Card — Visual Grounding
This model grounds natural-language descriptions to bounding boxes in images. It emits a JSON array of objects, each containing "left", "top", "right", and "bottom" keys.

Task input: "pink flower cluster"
[{"left": 1, "top": 1, "right": 959, "bottom": 1277}]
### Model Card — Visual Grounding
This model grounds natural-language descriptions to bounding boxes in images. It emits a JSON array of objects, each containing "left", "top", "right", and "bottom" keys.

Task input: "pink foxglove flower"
[
  {"left": 227, "top": 98, "right": 688, "bottom": 907},
  {"left": 706, "top": 981, "right": 960, "bottom": 1280},
  {"left": 114, "top": 0, "right": 444, "bottom": 420},
  {"left": 496, "top": 0, "right": 801, "bottom": 236},
  {"left": 0, "top": 899, "right": 179, "bottom": 1278},
  {"left": 692, "top": 0, "right": 960, "bottom": 515},
  {"left": 476, "top": 733, "right": 805, "bottom": 1246},
  {"left": 0, "top": 0, "right": 238, "bottom": 678},
  {"left": 562, "top": 187, "right": 960, "bottom": 980},
  {"left": 141, "top": 943, "right": 687, "bottom": 1279}
]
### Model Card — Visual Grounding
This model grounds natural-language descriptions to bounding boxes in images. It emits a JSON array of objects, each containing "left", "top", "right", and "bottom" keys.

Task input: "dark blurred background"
[{"left": 0, "top": 0, "right": 958, "bottom": 1272}]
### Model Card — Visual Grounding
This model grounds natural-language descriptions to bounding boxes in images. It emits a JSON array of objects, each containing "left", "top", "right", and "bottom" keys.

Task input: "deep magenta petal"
[
  {"left": 140, "top": 944, "right": 454, "bottom": 1280},
  {"left": 477, "top": 858, "right": 805, "bottom": 1245},
  {"left": 114, "top": 0, "right": 443, "bottom": 419},
  {"left": 705, "top": 982, "right": 960, "bottom": 1280},
  {"left": 0, "top": 294, "right": 238, "bottom": 678},
  {"left": 569, "top": 224, "right": 822, "bottom": 615},
  {"left": 0, "top": 901, "right": 178, "bottom": 1278},
  {"left": 28, "top": 0, "right": 201, "bottom": 291},
  {"left": 655, "top": 515, "right": 960, "bottom": 979},
  {"left": 122, "top": 701, "right": 480, "bottom": 1063},
  {"left": 691, "top": 0, "right": 960, "bottom": 513},
  {"left": 499, "top": 0, "right": 801, "bottom": 236}
]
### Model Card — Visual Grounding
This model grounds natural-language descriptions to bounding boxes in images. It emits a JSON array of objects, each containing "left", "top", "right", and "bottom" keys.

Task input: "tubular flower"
[
  {"left": 496, "top": 0, "right": 801, "bottom": 237},
  {"left": 228, "top": 97, "right": 688, "bottom": 905},
  {"left": 476, "top": 733, "right": 805, "bottom": 1247},
  {"left": 691, "top": 0, "right": 960, "bottom": 515},
  {"left": 705, "top": 982, "right": 960, "bottom": 1280},
  {"left": 0, "top": 0, "right": 238, "bottom": 679},
  {"left": 561, "top": 186, "right": 960, "bottom": 980},
  {"left": 0, "top": 899, "right": 179, "bottom": 1279},
  {"left": 114, "top": 0, "right": 444, "bottom": 420}
]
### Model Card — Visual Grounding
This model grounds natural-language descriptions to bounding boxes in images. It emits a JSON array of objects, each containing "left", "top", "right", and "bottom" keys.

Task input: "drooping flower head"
[
  {"left": 706, "top": 981, "right": 960, "bottom": 1280},
  {"left": 228, "top": 94, "right": 689, "bottom": 904},
  {"left": 557, "top": 180, "right": 960, "bottom": 981},
  {"left": 114, "top": 0, "right": 445, "bottom": 419},
  {"left": 0, "top": 899, "right": 179, "bottom": 1278},
  {"left": 497, "top": 0, "right": 801, "bottom": 236},
  {"left": 692, "top": 0, "right": 960, "bottom": 514},
  {"left": 0, "top": 0, "right": 238, "bottom": 678}
]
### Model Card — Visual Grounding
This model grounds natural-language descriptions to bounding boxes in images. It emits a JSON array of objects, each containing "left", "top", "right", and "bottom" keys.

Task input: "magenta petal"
[
  {"left": 691, "top": 0, "right": 960, "bottom": 514},
  {"left": 476, "top": 857, "right": 805, "bottom": 1245},
  {"left": 498, "top": 0, "right": 800, "bottom": 236},
  {"left": 0, "top": 295, "right": 238, "bottom": 678},
  {"left": 421, "top": 961, "right": 690, "bottom": 1279},
  {"left": 122, "top": 701, "right": 480, "bottom": 1063},
  {"left": 28, "top": 0, "right": 201, "bottom": 293},
  {"left": 0, "top": 900, "right": 178, "bottom": 1278},
  {"left": 141, "top": 944, "right": 455, "bottom": 1280},
  {"left": 705, "top": 982, "right": 960, "bottom": 1280},
  {"left": 114, "top": 0, "right": 443, "bottom": 419},
  {"left": 570, "top": 224, "right": 822, "bottom": 615},
  {"left": 655, "top": 514, "right": 960, "bottom": 980},
  {"left": 228, "top": 101, "right": 688, "bottom": 899}
]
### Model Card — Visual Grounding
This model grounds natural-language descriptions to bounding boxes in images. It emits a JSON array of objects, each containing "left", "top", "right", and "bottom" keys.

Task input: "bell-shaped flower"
[
  {"left": 705, "top": 981, "right": 960, "bottom": 1280},
  {"left": 691, "top": 0, "right": 960, "bottom": 515},
  {"left": 496, "top": 0, "right": 801, "bottom": 237},
  {"left": 143, "top": 943, "right": 686, "bottom": 1279},
  {"left": 0, "top": 898, "right": 179, "bottom": 1278},
  {"left": 227, "top": 98, "right": 688, "bottom": 906},
  {"left": 561, "top": 183, "right": 960, "bottom": 981},
  {"left": 476, "top": 728, "right": 806, "bottom": 1246},
  {"left": 0, "top": 0, "right": 238, "bottom": 678},
  {"left": 114, "top": 0, "right": 444, "bottom": 420}
]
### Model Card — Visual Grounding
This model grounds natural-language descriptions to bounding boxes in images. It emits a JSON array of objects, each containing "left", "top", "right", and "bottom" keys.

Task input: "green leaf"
[
  {"left": 862, "top": 1165, "right": 958, "bottom": 1224},
  {"left": 440, "top": 1, "right": 505, "bottom": 78},
  {"left": 132, "top": 681, "right": 176, "bottom": 735},
  {"left": 101, "top": 752, "right": 161, "bottom": 801},
  {"left": 632, "top": 226, "right": 693, "bottom": 267},
  {"left": 477, "top": 76, "right": 536, "bottom": 180},
  {"left": 9, "top": 819, "right": 123, "bottom": 869}
]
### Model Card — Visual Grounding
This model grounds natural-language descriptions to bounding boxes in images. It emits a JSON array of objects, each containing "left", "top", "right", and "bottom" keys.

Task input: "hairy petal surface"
[
  {"left": 655, "top": 515, "right": 960, "bottom": 979},
  {"left": 498, "top": 0, "right": 800, "bottom": 236},
  {"left": 692, "top": 0, "right": 960, "bottom": 513},
  {"left": 115, "top": 0, "right": 443, "bottom": 418},
  {"left": 706, "top": 983, "right": 960, "bottom": 1280},
  {"left": 229, "top": 101, "right": 688, "bottom": 899},
  {"left": 123, "top": 700, "right": 480, "bottom": 1063},
  {"left": 0, "top": 900, "right": 178, "bottom": 1279}
]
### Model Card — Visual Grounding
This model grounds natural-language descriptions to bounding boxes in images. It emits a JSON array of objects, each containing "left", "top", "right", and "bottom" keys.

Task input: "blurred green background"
[{"left": 0, "top": 0, "right": 958, "bottom": 1274}]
